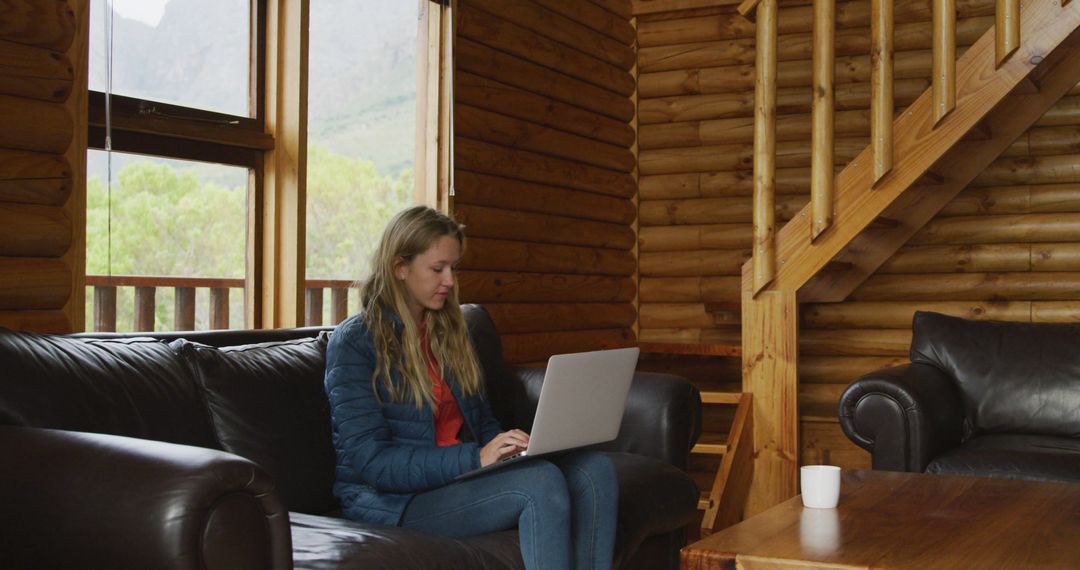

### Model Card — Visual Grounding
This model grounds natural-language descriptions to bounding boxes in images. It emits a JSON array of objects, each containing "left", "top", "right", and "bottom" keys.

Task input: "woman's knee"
[
  {"left": 561, "top": 452, "right": 618, "bottom": 499},
  {"left": 518, "top": 460, "right": 571, "bottom": 513}
]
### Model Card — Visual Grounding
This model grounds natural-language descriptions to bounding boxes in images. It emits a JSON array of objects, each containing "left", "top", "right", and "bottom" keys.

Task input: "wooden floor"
[{"left": 682, "top": 470, "right": 1080, "bottom": 569}]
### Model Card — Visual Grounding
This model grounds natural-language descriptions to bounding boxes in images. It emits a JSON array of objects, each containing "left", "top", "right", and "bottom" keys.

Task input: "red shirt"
[{"left": 420, "top": 324, "right": 464, "bottom": 446}]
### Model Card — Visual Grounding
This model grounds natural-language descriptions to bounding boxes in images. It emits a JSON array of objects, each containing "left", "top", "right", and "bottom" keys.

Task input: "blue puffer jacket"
[{"left": 324, "top": 312, "right": 503, "bottom": 526}]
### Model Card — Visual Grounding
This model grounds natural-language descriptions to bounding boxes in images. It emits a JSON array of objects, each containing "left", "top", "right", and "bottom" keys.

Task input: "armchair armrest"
[
  {"left": 509, "top": 368, "right": 702, "bottom": 470},
  {"left": 838, "top": 363, "right": 964, "bottom": 472},
  {"left": 0, "top": 426, "right": 291, "bottom": 570}
]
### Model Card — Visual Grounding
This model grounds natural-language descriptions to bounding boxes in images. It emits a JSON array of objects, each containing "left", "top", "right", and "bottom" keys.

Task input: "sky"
[{"left": 109, "top": 0, "right": 170, "bottom": 27}]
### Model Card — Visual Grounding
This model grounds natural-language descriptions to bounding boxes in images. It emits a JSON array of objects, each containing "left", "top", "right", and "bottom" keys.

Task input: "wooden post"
[
  {"left": 872, "top": 0, "right": 894, "bottom": 183},
  {"left": 996, "top": 0, "right": 1020, "bottom": 67},
  {"left": 933, "top": 0, "right": 957, "bottom": 124},
  {"left": 811, "top": 0, "right": 835, "bottom": 241},
  {"left": 174, "top": 286, "right": 195, "bottom": 331},
  {"left": 752, "top": 0, "right": 778, "bottom": 294},
  {"left": 306, "top": 287, "right": 323, "bottom": 326},
  {"left": 331, "top": 286, "right": 348, "bottom": 324},
  {"left": 741, "top": 279, "right": 798, "bottom": 516},
  {"left": 134, "top": 286, "right": 156, "bottom": 332},
  {"left": 210, "top": 287, "right": 230, "bottom": 330},
  {"left": 256, "top": 0, "right": 308, "bottom": 329},
  {"left": 93, "top": 285, "right": 116, "bottom": 332}
]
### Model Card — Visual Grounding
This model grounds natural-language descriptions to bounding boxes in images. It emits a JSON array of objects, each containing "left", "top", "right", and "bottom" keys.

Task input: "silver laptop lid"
[{"left": 525, "top": 347, "right": 640, "bottom": 457}]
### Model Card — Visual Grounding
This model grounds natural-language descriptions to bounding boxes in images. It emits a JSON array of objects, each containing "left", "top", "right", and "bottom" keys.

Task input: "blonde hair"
[{"left": 360, "top": 206, "right": 483, "bottom": 409}]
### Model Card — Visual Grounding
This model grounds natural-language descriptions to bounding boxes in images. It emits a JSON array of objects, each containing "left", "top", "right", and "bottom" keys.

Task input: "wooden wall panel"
[
  {"left": 454, "top": 0, "right": 635, "bottom": 364},
  {"left": 0, "top": 0, "right": 83, "bottom": 332}
]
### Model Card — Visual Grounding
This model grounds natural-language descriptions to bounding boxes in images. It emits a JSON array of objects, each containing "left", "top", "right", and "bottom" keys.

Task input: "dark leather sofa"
[
  {"left": 839, "top": 311, "right": 1080, "bottom": 482},
  {"left": 0, "top": 304, "right": 701, "bottom": 569}
]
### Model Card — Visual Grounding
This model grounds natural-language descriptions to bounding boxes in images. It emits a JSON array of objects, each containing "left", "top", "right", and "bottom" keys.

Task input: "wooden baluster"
[
  {"left": 94, "top": 285, "right": 117, "bottom": 332},
  {"left": 933, "top": 0, "right": 956, "bottom": 124},
  {"left": 811, "top": 0, "right": 835, "bottom": 241},
  {"left": 134, "top": 286, "right": 156, "bottom": 332},
  {"left": 331, "top": 287, "right": 348, "bottom": 324},
  {"left": 753, "top": 0, "right": 779, "bottom": 293},
  {"left": 996, "top": 0, "right": 1020, "bottom": 67},
  {"left": 871, "top": 0, "right": 894, "bottom": 184},
  {"left": 306, "top": 288, "right": 324, "bottom": 326},
  {"left": 210, "top": 287, "right": 230, "bottom": 330},
  {"left": 175, "top": 286, "right": 195, "bottom": 331}
]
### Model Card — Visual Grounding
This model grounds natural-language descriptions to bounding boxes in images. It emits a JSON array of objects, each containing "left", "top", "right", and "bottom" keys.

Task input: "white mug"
[{"left": 800, "top": 465, "right": 841, "bottom": 509}]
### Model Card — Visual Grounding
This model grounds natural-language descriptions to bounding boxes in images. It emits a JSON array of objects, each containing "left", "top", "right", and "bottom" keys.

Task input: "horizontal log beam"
[
  {"left": 799, "top": 355, "right": 909, "bottom": 384},
  {"left": 457, "top": 38, "right": 634, "bottom": 122},
  {"left": 483, "top": 302, "right": 636, "bottom": 334},
  {"left": 533, "top": 0, "right": 636, "bottom": 45},
  {"left": 0, "top": 203, "right": 70, "bottom": 256},
  {"left": 454, "top": 204, "right": 635, "bottom": 249},
  {"left": 456, "top": 72, "right": 635, "bottom": 148},
  {"left": 455, "top": 138, "right": 634, "bottom": 198},
  {"left": 454, "top": 171, "right": 636, "bottom": 225},
  {"left": 462, "top": 237, "right": 636, "bottom": 276},
  {"left": 640, "top": 195, "right": 808, "bottom": 225},
  {"left": 0, "top": 257, "right": 70, "bottom": 309},
  {"left": 640, "top": 276, "right": 741, "bottom": 302},
  {"left": 910, "top": 213, "right": 1080, "bottom": 244},
  {"left": 458, "top": 4, "right": 635, "bottom": 97},
  {"left": 639, "top": 223, "right": 753, "bottom": 251},
  {"left": 640, "top": 167, "right": 812, "bottom": 199},
  {"left": 639, "top": 137, "right": 865, "bottom": 175},
  {"left": 455, "top": 104, "right": 634, "bottom": 171},
  {"left": 0, "top": 38, "right": 72, "bottom": 102},
  {"left": 0, "top": 94, "right": 72, "bottom": 153},
  {"left": 851, "top": 272, "right": 1080, "bottom": 301},
  {"left": 0, "top": 0, "right": 76, "bottom": 51},
  {"left": 501, "top": 328, "right": 634, "bottom": 364},
  {"left": 458, "top": 271, "right": 636, "bottom": 303},
  {"left": 0, "top": 309, "right": 70, "bottom": 333},
  {"left": 640, "top": 249, "right": 751, "bottom": 276},
  {"left": 468, "top": 0, "right": 634, "bottom": 69}
]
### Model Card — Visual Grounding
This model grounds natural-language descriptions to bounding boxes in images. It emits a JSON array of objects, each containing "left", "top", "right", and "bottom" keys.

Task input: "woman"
[{"left": 324, "top": 206, "right": 618, "bottom": 570}]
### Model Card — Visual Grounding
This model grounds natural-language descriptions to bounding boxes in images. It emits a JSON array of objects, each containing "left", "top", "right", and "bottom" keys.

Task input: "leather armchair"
[{"left": 839, "top": 311, "right": 1080, "bottom": 482}]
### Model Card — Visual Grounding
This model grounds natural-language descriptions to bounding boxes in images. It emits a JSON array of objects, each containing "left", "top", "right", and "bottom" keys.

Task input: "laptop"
[{"left": 454, "top": 346, "right": 640, "bottom": 481}]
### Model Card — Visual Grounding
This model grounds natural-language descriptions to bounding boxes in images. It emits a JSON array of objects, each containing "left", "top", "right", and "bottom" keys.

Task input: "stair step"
[
  {"left": 867, "top": 216, "right": 902, "bottom": 230},
  {"left": 697, "top": 493, "right": 712, "bottom": 511},
  {"left": 692, "top": 433, "right": 731, "bottom": 455},
  {"left": 638, "top": 342, "right": 741, "bottom": 357}
]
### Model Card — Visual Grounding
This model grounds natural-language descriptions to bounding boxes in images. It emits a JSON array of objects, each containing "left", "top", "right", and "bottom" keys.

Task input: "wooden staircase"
[{"left": 737, "top": 0, "right": 1080, "bottom": 514}]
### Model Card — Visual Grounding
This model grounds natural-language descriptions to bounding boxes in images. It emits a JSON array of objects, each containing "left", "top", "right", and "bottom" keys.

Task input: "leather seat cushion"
[
  {"left": 608, "top": 452, "right": 699, "bottom": 566},
  {"left": 290, "top": 512, "right": 523, "bottom": 570},
  {"left": 173, "top": 334, "right": 339, "bottom": 515},
  {"left": 0, "top": 329, "right": 218, "bottom": 448},
  {"left": 926, "top": 434, "right": 1080, "bottom": 483}
]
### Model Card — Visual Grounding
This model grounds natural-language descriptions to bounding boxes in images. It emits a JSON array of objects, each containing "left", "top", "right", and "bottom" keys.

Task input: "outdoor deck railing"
[{"left": 85, "top": 274, "right": 359, "bottom": 332}]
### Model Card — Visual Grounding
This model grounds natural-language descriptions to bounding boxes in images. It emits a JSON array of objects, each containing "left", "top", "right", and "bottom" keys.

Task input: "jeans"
[{"left": 400, "top": 450, "right": 618, "bottom": 570}]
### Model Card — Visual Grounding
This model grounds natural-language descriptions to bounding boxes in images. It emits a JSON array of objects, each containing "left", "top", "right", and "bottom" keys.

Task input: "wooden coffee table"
[{"left": 682, "top": 469, "right": 1080, "bottom": 569}]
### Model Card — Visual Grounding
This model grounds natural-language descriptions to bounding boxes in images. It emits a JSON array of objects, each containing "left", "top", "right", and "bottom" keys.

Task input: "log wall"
[
  {"left": 0, "top": 0, "right": 85, "bottom": 333},
  {"left": 636, "top": 0, "right": 1006, "bottom": 470},
  {"left": 454, "top": 0, "right": 638, "bottom": 364}
]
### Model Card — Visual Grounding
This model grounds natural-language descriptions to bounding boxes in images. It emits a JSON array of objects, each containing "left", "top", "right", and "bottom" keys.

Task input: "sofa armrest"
[
  {"left": 0, "top": 426, "right": 292, "bottom": 570},
  {"left": 838, "top": 363, "right": 964, "bottom": 472},
  {"left": 510, "top": 368, "right": 702, "bottom": 470}
]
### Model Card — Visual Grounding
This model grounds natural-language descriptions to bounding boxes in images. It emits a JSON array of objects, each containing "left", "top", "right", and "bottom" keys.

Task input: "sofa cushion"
[
  {"left": 174, "top": 334, "right": 338, "bottom": 515},
  {"left": 926, "top": 434, "right": 1080, "bottom": 483},
  {"left": 0, "top": 329, "right": 218, "bottom": 448},
  {"left": 290, "top": 512, "right": 523, "bottom": 570},
  {"left": 910, "top": 311, "right": 1080, "bottom": 439}
]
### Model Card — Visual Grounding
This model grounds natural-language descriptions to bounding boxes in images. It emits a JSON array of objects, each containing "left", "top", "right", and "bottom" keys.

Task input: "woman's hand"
[{"left": 479, "top": 429, "right": 530, "bottom": 467}]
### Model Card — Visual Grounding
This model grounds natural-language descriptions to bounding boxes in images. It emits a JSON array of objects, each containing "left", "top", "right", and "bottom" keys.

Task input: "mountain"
[{"left": 88, "top": 0, "right": 418, "bottom": 176}]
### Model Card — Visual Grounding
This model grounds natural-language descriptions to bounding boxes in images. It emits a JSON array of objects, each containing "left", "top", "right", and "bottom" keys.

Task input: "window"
[
  {"left": 304, "top": 0, "right": 453, "bottom": 326},
  {"left": 85, "top": 0, "right": 264, "bottom": 332}
]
